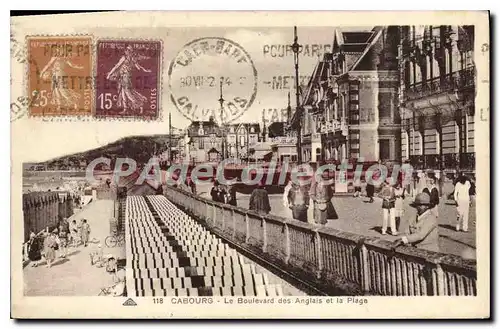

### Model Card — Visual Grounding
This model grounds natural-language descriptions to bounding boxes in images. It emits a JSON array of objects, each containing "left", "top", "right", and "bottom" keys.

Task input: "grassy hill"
[{"left": 35, "top": 134, "right": 179, "bottom": 170}]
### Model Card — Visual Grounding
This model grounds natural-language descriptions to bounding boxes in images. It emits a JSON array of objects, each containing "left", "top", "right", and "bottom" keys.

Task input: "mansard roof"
[{"left": 187, "top": 119, "right": 221, "bottom": 137}]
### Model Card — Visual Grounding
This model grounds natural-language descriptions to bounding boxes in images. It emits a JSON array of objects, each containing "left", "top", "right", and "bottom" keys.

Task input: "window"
[
  {"left": 240, "top": 135, "right": 245, "bottom": 146},
  {"left": 198, "top": 138, "right": 204, "bottom": 150},
  {"left": 463, "top": 50, "right": 474, "bottom": 68},
  {"left": 415, "top": 62, "right": 422, "bottom": 84},
  {"left": 315, "top": 148, "right": 322, "bottom": 162},
  {"left": 340, "top": 94, "right": 345, "bottom": 118},
  {"left": 379, "top": 139, "right": 391, "bottom": 160},
  {"left": 426, "top": 56, "right": 432, "bottom": 80},
  {"left": 250, "top": 127, "right": 255, "bottom": 133},
  {"left": 209, "top": 134, "right": 216, "bottom": 147}
]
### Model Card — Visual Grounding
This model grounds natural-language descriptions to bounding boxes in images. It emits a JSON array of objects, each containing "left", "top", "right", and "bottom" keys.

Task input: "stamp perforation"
[
  {"left": 93, "top": 37, "right": 164, "bottom": 122},
  {"left": 19, "top": 35, "right": 165, "bottom": 123},
  {"left": 24, "top": 34, "right": 94, "bottom": 122}
]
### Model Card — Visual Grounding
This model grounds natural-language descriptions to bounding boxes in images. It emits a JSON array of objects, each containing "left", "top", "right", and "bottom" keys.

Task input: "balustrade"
[
  {"left": 405, "top": 67, "right": 475, "bottom": 101},
  {"left": 409, "top": 153, "right": 475, "bottom": 171},
  {"left": 164, "top": 186, "right": 477, "bottom": 296}
]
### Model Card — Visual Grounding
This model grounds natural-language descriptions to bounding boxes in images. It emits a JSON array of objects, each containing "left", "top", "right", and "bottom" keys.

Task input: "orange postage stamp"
[{"left": 27, "top": 36, "right": 93, "bottom": 116}]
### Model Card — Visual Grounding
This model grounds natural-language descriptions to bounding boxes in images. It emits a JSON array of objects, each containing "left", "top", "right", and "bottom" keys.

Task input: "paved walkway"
[
  {"left": 23, "top": 200, "right": 125, "bottom": 296},
  {"left": 195, "top": 182, "right": 476, "bottom": 258}
]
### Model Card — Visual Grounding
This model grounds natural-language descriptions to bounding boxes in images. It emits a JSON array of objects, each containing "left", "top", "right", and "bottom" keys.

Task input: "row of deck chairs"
[{"left": 125, "top": 195, "right": 284, "bottom": 297}]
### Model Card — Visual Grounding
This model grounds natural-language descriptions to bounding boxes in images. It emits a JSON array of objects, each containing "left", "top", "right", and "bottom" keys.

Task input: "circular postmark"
[
  {"left": 10, "top": 36, "right": 32, "bottom": 122},
  {"left": 168, "top": 37, "right": 258, "bottom": 124}
]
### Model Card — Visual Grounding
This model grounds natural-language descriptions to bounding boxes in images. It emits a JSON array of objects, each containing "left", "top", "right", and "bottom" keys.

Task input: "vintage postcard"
[{"left": 11, "top": 11, "right": 490, "bottom": 319}]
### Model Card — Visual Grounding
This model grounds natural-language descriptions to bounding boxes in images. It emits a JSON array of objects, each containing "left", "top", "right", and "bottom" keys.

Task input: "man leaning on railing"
[{"left": 392, "top": 192, "right": 439, "bottom": 253}]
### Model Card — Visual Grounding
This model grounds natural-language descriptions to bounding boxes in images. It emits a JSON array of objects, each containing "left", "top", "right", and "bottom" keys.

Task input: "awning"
[
  {"left": 252, "top": 150, "right": 273, "bottom": 160},
  {"left": 252, "top": 142, "right": 273, "bottom": 152}
]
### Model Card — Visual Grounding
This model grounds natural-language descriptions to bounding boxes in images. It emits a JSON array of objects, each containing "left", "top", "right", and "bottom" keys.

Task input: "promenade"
[
  {"left": 23, "top": 200, "right": 123, "bottom": 296},
  {"left": 195, "top": 182, "right": 476, "bottom": 258}
]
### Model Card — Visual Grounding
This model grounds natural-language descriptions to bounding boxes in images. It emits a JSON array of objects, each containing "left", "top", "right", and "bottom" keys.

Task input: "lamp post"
[
  {"left": 292, "top": 26, "right": 303, "bottom": 165},
  {"left": 169, "top": 111, "right": 173, "bottom": 164},
  {"left": 218, "top": 79, "right": 226, "bottom": 160}
]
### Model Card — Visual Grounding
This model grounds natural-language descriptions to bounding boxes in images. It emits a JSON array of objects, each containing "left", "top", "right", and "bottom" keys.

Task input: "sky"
[{"left": 11, "top": 14, "right": 373, "bottom": 162}]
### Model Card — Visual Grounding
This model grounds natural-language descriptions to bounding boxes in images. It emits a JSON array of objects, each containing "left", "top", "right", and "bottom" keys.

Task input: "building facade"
[
  {"left": 178, "top": 116, "right": 261, "bottom": 163},
  {"left": 226, "top": 123, "right": 261, "bottom": 160},
  {"left": 292, "top": 26, "right": 401, "bottom": 163},
  {"left": 398, "top": 25, "right": 475, "bottom": 174}
]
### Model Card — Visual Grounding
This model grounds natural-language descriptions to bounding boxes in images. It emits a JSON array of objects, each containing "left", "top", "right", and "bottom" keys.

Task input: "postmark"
[
  {"left": 168, "top": 37, "right": 258, "bottom": 124},
  {"left": 95, "top": 39, "right": 162, "bottom": 119},
  {"left": 27, "top": 36, "right": 93, "bottom": 117}
]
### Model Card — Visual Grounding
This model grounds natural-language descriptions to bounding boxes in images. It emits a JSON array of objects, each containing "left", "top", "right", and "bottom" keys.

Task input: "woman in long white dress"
[
  {"left": 106, "top": 45, "right": 151, "bottom": 114},
  {"left": 39, "top": 56, "right": 84, "bottom": 111}
]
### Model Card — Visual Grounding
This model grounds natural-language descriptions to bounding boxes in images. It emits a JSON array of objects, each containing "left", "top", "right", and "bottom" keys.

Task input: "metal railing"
[
  {"left": 165, "top": 185, "right": 477, "bottom": 296},
  {"left": 410, "top": 153, "right": 475, "bottom": 171},
  {"left": 405, "top": 67, "right": 475, "bottom": 101}
]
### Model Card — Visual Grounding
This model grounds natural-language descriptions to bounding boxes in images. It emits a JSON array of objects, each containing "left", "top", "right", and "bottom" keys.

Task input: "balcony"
[
  {"left": 405, "top": 67, "right": 475, "bottom": 101},
  {"left": 409, "top": 152, "right": 475, "bottom": 171}
]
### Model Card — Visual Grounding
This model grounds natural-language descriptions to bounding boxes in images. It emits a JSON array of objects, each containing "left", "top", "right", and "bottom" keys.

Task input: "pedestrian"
[
  {"left": 210, "top": 181, "right": 221, "bottom": 202},
  {"left": 417, "top": 171, "right": 428, "bottom": 195},
  {"left": 100, "top": 256, "right": 126, "bottom": 297},
  {"left": 59, "top": 217, "right": 69, "bottom": 234},
  {"left": 90, "top": 243, "right": 104, "bottom": 266},
  {"left": 394, "top": 181, "right": 406, "bottom": 232},
  {"left": 366, "top": 168, "right": 378, "bottom": 203},
  {"left": 283, "top": 180, "right": 293, "bottom": 208},
  {"left": 43, "top": 229, "right": 59, "bottom": 268},
  {"left": 353, "top": 177, "right": 362, "bottom": 198},
  {"left": 249, "top": 181, "right": 271, "bottom": 215},
  {"left": 454, "top": 174, "right": 472, "bottom": 232},
  {"left": 287, "top": 180, "right": 310, "bottom": 223},
  {"left": 392, "top": 192, "right": 439, "bottom": 253},
  {"left": 401, "top": 160, "right": 413, "bottom": 196},
  {"left": 26, "top": 232, "right": 42, "bottom": 267},
  {"left": 448, "top": 171, "right": 466, "bottom": 201},
  {"left": 225, "top": 181, "right": 238, "bottom": 207},
  {"left": 81, "top": 219, "right": 91, "bottom": 247},
  {"left": 378, "top": 178, "right": 398, "bottom": 235},
  {"left": 218, "top": 185, "right": 228, "bottom": 204},
  {"left": 427, "top": 175, "right": 440, "bottom": 218},
  {"left": 58, "top": 222, "right": 69, "bottom": 258},
  {"left": 77, "top": 218, "right": 83, "bottom": 241},
  {"left": 70, "top": 219, "right": 79, "bottom": 247},
  {"left": 309, "top": 171, "right": 337, "bottom": 225},
  {"left": 188, "top": 176, "right": 197, "bottom": 194},
  {"left": 366, "top": 181, "right": 375, "bottom": 203}
]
